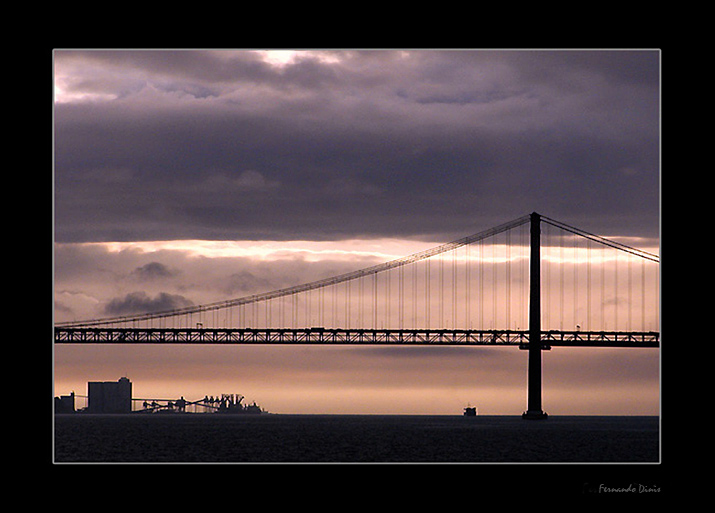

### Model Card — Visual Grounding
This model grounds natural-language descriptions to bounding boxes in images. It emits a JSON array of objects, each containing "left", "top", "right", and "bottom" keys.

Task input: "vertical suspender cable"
[
  {"left": 399, "top": 263, "right": 404, "bottom": 329},
  {"left": 466, "top": 242, "right": 471, "bottom": 329},
  {"left": 346, "top": 280, "right": 351, "bottom": 329},
  {"left": 492, "top": 236, "right": 496, "bottom": 329},
  {"left": 412, "top": 261, "right": 417, "bottom": 329},
  {"left": 452, "top": 246, "right": 457, "bottom": 329},
  {"left": 573, "top": 227, "right": 578, "bottom": 329},
  {"left": 479, "top": 240, "right": 485, "bottom": 330},
  {"left": 359, "top": 275, "right": 364, "bottom": 328},
  {"left": 386, "top": 269, "right": 391, "bottom": 329},
  {"left": 628, "top": 251, "right": 632, "bottom": 332},
  {"left": 440, "top": 252, "right": 444, "bottom": 328},
  {"left": 559, "top": 227, "right": 564, "bottom": 330},
  {"left": 506, "top": 229, "right": 511, "bottom": 329},
  {"left": 426, "top": 259, "right": 431, "bottom": 329},
  {"left": 614, "top": 250, "right": 618, "bottom": 331},
  {"left": 587, "top": 238, "right": 591, "bottom": 331},
  {"left": 521, "top": 223, "right": 526, "bottom": 329},
  {"left": 332, "top": 283, "right": 337, "bottom": 328},
  {"left": 543, "top": 222, "right": 549, "bottom": 329},
  {"left": 641, "top": 257, "right": 646, "bottom": 331},
  {"left": 373, "top": 272, "right": 377, "bottom": 329},
  {"left": 601, "top": 245, "right": 605, "bottom": 330}
]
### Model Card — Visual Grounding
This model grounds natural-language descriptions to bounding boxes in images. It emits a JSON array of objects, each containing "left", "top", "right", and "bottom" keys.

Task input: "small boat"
[{"left": 463, "top": 404, "right": 477, "bottom": 416}]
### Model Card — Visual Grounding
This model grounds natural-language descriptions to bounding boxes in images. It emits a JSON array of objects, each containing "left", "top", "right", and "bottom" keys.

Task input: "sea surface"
[{"left": 53, "top": 414, "right": 659, "bottom": 463}]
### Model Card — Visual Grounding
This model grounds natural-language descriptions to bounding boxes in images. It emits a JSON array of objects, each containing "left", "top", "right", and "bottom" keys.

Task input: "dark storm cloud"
[
  {"left": 130, "top": 261, "right": 178, "bottom": 280},
  {"left": 54, "top": 49, "right": 659, "bottom": 243},
  {"left": 104, "top": 291, "right": 193, "bottom": 315}
]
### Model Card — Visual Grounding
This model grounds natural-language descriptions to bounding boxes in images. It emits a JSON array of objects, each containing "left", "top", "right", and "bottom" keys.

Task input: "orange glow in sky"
[{"left": 54, "top": 237, "right": 659, "bottom": 416}]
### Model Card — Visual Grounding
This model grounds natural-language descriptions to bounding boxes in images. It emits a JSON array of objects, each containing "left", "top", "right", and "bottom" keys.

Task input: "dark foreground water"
[{"left": 54, "top": 414, "right": 659, "bottom": 463}]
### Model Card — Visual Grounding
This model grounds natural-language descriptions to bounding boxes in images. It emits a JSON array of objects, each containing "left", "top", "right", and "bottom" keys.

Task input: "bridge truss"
[{"left": 55, "top": 326, "right": 659, "bottom": 348}]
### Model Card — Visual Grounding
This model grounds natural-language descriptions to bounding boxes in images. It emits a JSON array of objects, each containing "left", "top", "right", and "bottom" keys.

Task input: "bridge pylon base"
[{"left": 522, "top": 410, "right": 548, "bottom": 420}]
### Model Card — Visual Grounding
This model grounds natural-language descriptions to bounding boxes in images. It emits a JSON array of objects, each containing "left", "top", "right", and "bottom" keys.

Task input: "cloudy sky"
[{"left": 53, "top": 49, "right": 660, "bottom": 415}]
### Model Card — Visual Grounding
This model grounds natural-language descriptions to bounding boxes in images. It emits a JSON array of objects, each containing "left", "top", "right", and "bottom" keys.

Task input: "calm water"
[{"left": 53, "top": 414, "right": 659, "bottom": 463}]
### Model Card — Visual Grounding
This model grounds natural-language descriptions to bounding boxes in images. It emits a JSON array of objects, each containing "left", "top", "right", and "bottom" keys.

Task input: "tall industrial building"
[
  {"left": 54, "top": 392, "right": 75, "bottom": 413},
  {"left": 88, "top": 377, "right": 132, "bottom": 413}
]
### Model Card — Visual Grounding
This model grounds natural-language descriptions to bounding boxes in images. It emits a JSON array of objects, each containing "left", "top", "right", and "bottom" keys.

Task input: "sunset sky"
[{"left": 53, "top": 49, "right": 660, "bottom": 415}]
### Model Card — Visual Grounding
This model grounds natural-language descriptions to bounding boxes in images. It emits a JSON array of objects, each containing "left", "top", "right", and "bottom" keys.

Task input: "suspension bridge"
[{"left": 54, "top": 212, "right": 660, "bottom": 418}]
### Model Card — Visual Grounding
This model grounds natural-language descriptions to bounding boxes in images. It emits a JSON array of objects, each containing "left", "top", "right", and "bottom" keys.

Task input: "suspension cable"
[
  {"left": 541, "top": 216, "right": 659, "bottom": 262},
  {"left": 57, "top": 214, "right": 531, "bottom": 327},
  {"left": 57, "top": 213, "right": 658, "bottom": 328}
]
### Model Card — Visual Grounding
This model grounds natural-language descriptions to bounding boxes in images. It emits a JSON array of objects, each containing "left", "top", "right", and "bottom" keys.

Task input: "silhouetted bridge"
[
  {"left": 56, "top": 327, "right": 659, "bottom": 347},
  {"left": 55, "top": 212, "right": 660, "bottom": 418}
]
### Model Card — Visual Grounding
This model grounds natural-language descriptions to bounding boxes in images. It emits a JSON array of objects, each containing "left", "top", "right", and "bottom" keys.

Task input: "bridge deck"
[{"left": 54, "top": 327, "right": 659, "bottom": 348}]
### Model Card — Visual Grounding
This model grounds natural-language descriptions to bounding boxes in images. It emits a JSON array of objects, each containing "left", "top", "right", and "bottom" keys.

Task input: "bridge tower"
[{"left": 523, "top": 212, "right": 548, "bottom": 420}]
